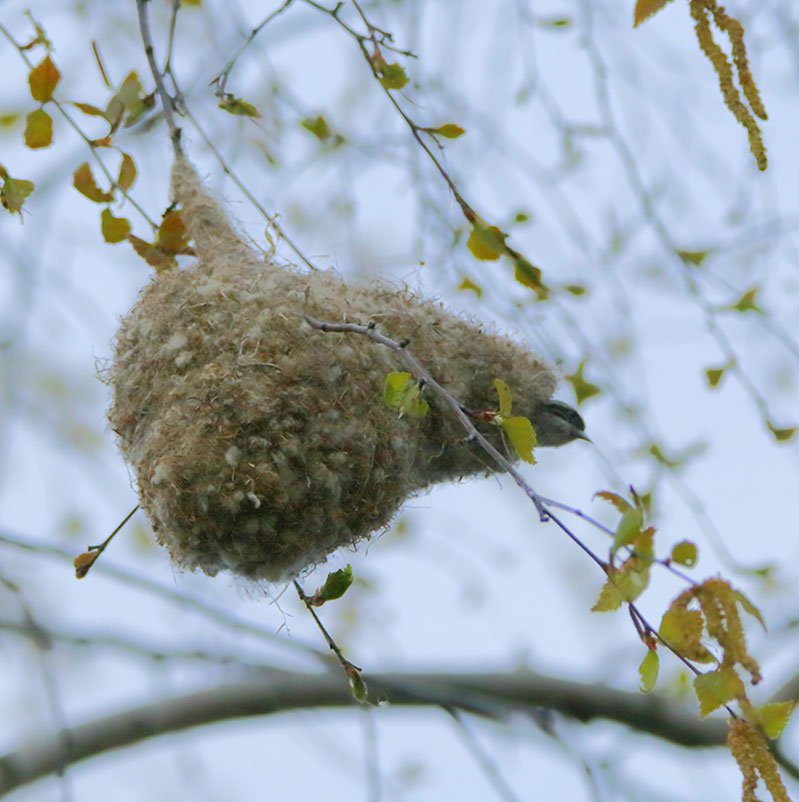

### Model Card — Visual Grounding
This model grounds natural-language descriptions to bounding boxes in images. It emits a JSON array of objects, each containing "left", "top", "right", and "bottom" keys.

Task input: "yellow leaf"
[
  {"left": 633, "top": 0, "right": 673, "bottom": 27},
  {"left": 156, "top": 209, "right": 189, "bottom": 252},
  {"left": 501, "top": 416, "right": 536, "bottom": 464},
  {"left": 127, "top": 235, "right": 176, "bottom": 272},
  {"left": 767, "top": 421, "right": 797, "bottom": 443},
  {"left": 0, "top": 172, "right": 35, "bottom": 214},
  {"left": 28, "top": 55, "right": 61, "bottom": 102},
  {"left": 594, "top": 490, "right": 631, "bottom": 513},
  {"left": 430, "top": 123, "right": 465, "bottom": 139},
  {"left": 73, "top": 550, "right": 98, "bottom": 579},
  {"left": 72, "top": 101, "right": 107, "bottom": 117},
  {"left": 73, "top": 162, "right": 114, "bottom": 203},
  {"left": 24, "top": 108, "right": 52, "bottom": 149},
  {"left": 467, "top": 223, "right": 506, "bottom": 261},
  {"left": 493, "top": 378, "right": 513, "bottom": 417},
  {"left": 457, "top": 276, "right": 483, "bottom": 297},
  {"left": 117, "top": 153, "right": 137, "bottom": 192},
  {"left": 219, "top": 95, "right": 261, "bottom": 118},
  {"left": 101, "top": 208, "right": 131, "bottom": 243}
]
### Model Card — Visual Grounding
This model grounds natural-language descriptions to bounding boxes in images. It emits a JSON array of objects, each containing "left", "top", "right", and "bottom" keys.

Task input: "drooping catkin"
[{"left": 109, "top": 156, "right": 558, "bottom": 581}]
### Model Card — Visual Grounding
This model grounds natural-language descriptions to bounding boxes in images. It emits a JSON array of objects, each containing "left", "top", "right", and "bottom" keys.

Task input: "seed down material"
[{"left": 109, "top": 156, "right": 560, "bottom": 581}]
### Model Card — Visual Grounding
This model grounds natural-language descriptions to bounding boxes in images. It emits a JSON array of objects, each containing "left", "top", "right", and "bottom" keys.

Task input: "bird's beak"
[{"left": 576, "top": 431, "right": 592, "bottom": 443}]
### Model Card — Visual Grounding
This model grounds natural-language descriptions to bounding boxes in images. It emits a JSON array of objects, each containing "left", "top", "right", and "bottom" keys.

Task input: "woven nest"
[{"left": 109, "top": 156, "right": 558, "bottom": 581}]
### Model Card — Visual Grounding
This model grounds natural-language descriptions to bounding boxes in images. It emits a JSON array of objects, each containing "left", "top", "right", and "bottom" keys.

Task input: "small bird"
[{"left": 530, "top": 400, "right": 590, "bottom": 447}]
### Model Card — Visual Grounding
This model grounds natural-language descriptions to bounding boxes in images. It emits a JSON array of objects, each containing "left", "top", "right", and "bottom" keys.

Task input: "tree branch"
[{"left": 0, "top": 670, "right": 729, "bottom": 796}]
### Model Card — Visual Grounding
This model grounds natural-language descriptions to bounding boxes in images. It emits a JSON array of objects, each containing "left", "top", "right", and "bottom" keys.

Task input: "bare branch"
[{"left": 0, "top": 670, "right": 729, "bottom": 796}]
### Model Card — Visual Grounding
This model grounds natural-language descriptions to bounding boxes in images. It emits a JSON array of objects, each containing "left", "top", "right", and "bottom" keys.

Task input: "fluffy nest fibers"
[{"left": 109, "top": 155, "right": 559, "bottom": 581}]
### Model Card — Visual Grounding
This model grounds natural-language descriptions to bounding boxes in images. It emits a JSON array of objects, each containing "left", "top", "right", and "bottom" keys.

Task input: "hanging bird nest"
[{"left": 109, "top": 155, "right": 560, "bottom": 581}]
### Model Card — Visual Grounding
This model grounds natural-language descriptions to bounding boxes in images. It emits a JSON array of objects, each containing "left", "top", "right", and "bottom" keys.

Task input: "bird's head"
[{"left": 530, "top": 400, "right": 590, "bottom": 447}]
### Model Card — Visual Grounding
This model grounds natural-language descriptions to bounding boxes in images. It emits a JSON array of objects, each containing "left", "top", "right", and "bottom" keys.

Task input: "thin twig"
[
  {"left": 293, "top": 580, "right": 360, "bottom": 672},
  {"left": 210, "top": 0, "right": 296, "bottom": 95},
  {"left": 135, "top": 0, "right": 182, "bottom": 154},
  {"left": 304, "top": 315, "right": 551, "bottom": 518}
]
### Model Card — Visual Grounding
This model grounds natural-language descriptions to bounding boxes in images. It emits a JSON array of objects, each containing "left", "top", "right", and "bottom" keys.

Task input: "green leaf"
[
  {"left": 467, "top": 223, "right": 506, "bottom": 261},
  {"left": 670, "top": 540, "right": 698, "bottom": 567},
  {"left": 28, "top": 55, "right": 61, "bottom": 102},
  {"left": 377, "top": 61, "right": 409, "bottom": 90},
  {"left": 639, "top": 648, "right": 659, "bottom": 693},
  {"left": 219, "top": 95, "right": 261, "bottom": 118},
  {"left": 564, "top": 359, "right": 601, "bottom": 405},
  {"left": 613, "top": 558, "right": 650, "bottom": 602},
  {"left": 24, "top": 108, "right": 52, "bottom": 149},
  {"left": 493, "top": 378, "right": 513, "bottom": 417},
  {"left": 734, "top": 590, "right": 766, "bottom": 631},
  {"left": 705, "top": 365, "right": 726, "bottom": 388},
  {"left": 693, "top": 667, "right": 744, "bottom": 716},
  {"left": 383, "top": 372, "right": 429, "bottom": 418},
  {"left": 105, "top": 71, "right": 151, "bottom": 127},
  {"left": 513, "top": 257, "right": 545, "bottom": 293},
  {"left": 347, "top": 665, "right": 369, "bottom": 703},
  {"left": 0, "top": 113, "right": 20, "bottom": 128},
  {"left": 100, "top": 208, "right": 131, "bottom": 243},
  {"left": 384, "top": 372, "right": 413, "bottom": 408},
  {"left": 541, "top": 17, "right": 572, "bottom": 27},
  {"left": 591, "top": 577, "right": 624, "bottom": 612},
  {"left": 593, "top": 490, "right": 631, "bottom": 514},
  {"left": 311, "top": 565, "right": 354, "bottom": 605},
  {"left": 725, "top": 287, "right": 763, "bottom": 314},
  {"left": 612, "top": 507, "right": 643, "bottom": 554},
  {"left": 0, "top": 170, "right": 35, "bottom": 214},
  {"left": 564, "top": 284, "right": 588, "bottom": 296},
  {"left": 501, "top": 416, "right": 537, "bottom": 464},
  {"left": 767, "top": 421, "right": 797, "bottom": 443},
  {"left": 457, "top": 276, "right": 483, "bottom": 297},
  {"left": 428, "top": 123, "right": 465, "bottom": 139},
  {"left": 757, "top": 701, "right": 796, "bottom": 740},
  {"left": 301, "top": 115, "right": 331, "bottom": 141},
  {"left": 676, "top": 248, "right": 710, "bottom": 267},
  {"left": 73, "top": 162, "right": 114, "bottom": 203}
]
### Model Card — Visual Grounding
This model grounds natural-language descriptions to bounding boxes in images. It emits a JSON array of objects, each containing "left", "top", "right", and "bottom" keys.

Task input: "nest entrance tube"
[{"left": 109, "top": 156, "right": 559, "bottom": 581}]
